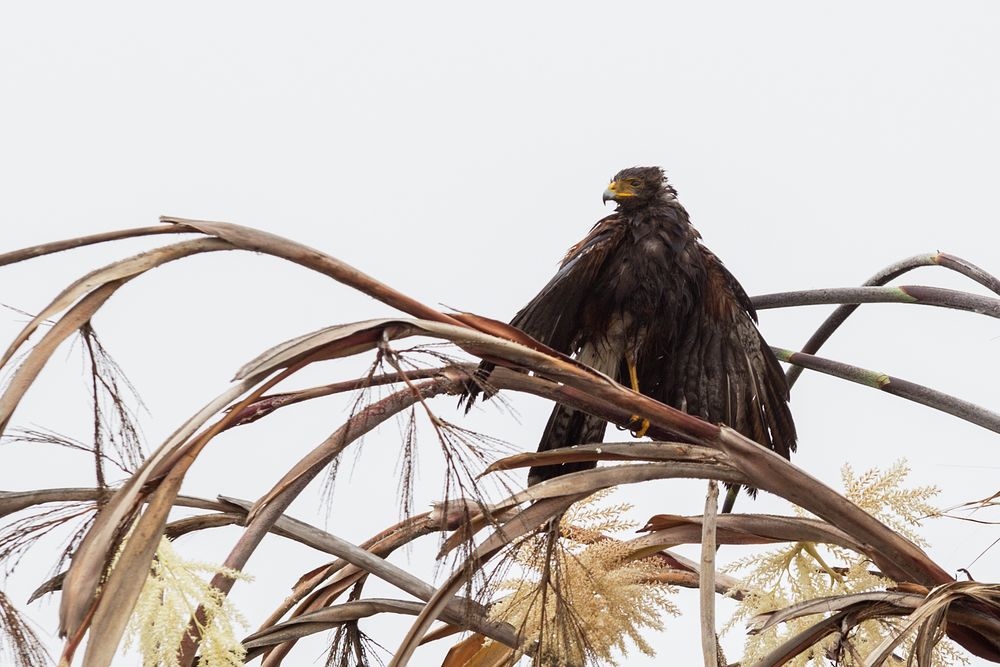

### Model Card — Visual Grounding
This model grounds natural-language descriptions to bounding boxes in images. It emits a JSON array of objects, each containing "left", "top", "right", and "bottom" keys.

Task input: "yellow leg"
[{"left": 626, "top": 355, "right": 650, "bottom": 438}]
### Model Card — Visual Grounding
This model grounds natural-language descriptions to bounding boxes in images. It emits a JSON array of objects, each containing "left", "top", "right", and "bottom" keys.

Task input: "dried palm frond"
[
  {"left": 0, "top": 591, "right": 49, "bottom": 667},
  {"left": 2, "top": 223, "right": 1000, "bottom": 667}
]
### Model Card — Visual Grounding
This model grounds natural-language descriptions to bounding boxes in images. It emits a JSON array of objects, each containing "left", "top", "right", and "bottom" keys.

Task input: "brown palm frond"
[{"left": 3, "top": 223, "right": 1000, "bottom": 666}]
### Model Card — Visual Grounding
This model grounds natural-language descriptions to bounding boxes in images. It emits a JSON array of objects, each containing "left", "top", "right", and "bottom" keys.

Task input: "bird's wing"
[
  {"left": 646, "top": 250, "right": 796, "bottom": 458},
  {"left": 509, "top": 214, "right": 625, "bottom": 353}
]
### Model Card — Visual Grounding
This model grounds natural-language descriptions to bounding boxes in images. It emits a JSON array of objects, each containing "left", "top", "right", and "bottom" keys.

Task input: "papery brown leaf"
[
  {"left": 440, "top": 632, "right": 516, "bottom": 667},
  {"left": 632, "top": 513, "right": 865, "bottom": 551},
  {"left": 420, "top": 623, "right": 462, "bottom": 646},
  {"left": 244, "top": 598, "right": 428, "bottom": 652},
  {"left": 891, "top": 582, "right": 931, "bottom": 595},
  {"left": 482, "top": 441, "right": 727, "bottom": 474},
  {"left": 440, "top": 633, "right": 485, "bottom": 666},
  {"left": 748, "top": 590, "right": 925, "bottom": 634},
  {"left": 484, "top": 462, "right": 747, "bottom": 516},
  {"left": 79, "top": 471, "right": 185, "bottom": 667}
]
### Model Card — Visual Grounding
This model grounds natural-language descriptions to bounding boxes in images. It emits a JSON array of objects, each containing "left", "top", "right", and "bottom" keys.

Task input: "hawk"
[{"left": 470, "top": 166, "right": 795, "bottom": 511}]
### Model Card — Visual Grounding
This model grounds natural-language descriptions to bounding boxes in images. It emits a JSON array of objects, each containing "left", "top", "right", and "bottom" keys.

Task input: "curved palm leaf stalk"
[
  {"left": 157, "top": 216, "right": 470, "bottom": 328},
  {"left": 752, "top": 284, "right": 1000, "bottom": 319},
  {"left": 770, "top": 252, "right": 1000, "bottom": 389},
  {"left": 240, "top": 599, "right": 445, "bottom": 658},
  {"left": 753, "top": 604, "right": 910, "bottom": 667},
  {"left": 772, "top": 347, "right": 1000, "bottom": 435},
  {"left": 225, "top": 366, "right": 458, "bottom": 429},
  {"left": 0, "top": 222, "right": 196, "bottom": 267},
  {"left": 0, "top": 488, "right": 226, "bottom": 520}
]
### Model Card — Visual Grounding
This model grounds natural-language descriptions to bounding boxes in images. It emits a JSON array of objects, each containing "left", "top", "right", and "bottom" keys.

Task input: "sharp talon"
[{"left": 628, "top": 416, "right": 650, "bottom": 438}]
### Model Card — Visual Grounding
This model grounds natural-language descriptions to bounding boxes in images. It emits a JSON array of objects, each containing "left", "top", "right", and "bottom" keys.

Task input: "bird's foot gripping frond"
[
  {"left": 622, "top": 355, "right": 649, "bottom": 437},
  {"left": 629, "top": 416, "right": 650, "bottom": 438},
  {"left": 615, "top": 414, "right": 650, "bottom": 438}
]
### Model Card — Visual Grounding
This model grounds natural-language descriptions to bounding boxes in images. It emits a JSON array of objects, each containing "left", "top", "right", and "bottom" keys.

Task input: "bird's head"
[{"left": 602, "top": 166, "right": 674, "bottom": 209}]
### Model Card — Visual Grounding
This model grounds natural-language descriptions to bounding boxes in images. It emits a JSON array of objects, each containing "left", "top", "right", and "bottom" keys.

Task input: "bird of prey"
[{"left": 469, "top": 166, "right": 795, "bottom": 511}]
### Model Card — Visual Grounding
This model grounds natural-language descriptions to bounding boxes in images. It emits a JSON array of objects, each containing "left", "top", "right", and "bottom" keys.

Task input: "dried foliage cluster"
[
  {"left": 727, "top": 462, "right": 962, "bottom": 666},
  {"left": 484, "top": 490, "right": 679, "bottom": 665},
  {"left": 0, "top": 219, "right": 999, "bottom": 666}
]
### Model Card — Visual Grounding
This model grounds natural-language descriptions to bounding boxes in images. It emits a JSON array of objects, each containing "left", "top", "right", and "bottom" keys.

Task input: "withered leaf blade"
[
  {"left": 748, "top": 590, "right": 925, "bottom": 634},
  {"left": 440, "top": 632, "right": 515, "bottom": 667},
  {"left": 244, "top": 598, "right": 427, "bottom": 652},
  {"left": 482, "top": 441, "right": 727, "bottom": 474},
  {"left": 632, "top": 513, "right": 866, "bottom": 551}
]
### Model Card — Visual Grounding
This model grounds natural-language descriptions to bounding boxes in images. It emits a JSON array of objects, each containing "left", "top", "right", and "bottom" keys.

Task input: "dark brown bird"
[{"left": 469, "top": 166, "right": 795, "bottom": 511}]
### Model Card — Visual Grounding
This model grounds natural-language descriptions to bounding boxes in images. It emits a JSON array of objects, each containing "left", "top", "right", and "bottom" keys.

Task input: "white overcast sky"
[{"left": 2, "top": 2, "right": 1000, "bottom": 665}]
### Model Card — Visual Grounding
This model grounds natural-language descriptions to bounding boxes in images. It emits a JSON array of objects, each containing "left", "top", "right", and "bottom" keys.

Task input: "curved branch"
[
  {"left": 773, "top": 347, "right": 1000, "bottom": 435},
  {"left": 770, "top": 253, "right": 1000, "bottom": 389},
  {"left": 242, "top": 598, "right": 433, "bottom": 657},
  {"left": 628, "top": 513, "right": 867, "bottom": 553},
  {"left": 752, "top": 285, "right": 1000, "bottom": 319},
  {"left": 0, "top": 488, "right": 231, "bottom": 520},
  {"left": 161, "top": 216, "right": 468, "bottom": 328},
  {"left": 226, "top": 366, "right": 463, "bottom": 429},
  {"left": 0, "top": 224, "right": 196, "bottom": 267}
]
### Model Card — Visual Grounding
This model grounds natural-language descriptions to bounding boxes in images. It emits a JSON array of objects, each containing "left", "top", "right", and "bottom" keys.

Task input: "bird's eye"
[{"left": 629, "top": 179, "right": 642, "bottom": 188}]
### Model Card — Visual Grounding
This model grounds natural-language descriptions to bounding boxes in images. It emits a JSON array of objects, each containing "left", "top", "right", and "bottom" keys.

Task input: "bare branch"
[
  {"left": 774, "top": 347, "right": 1000, "bottom": 435},
  {"left": 700, "top": 480, "right": 719, "bottom": 667},
  {"left": 0, "top": 223, "right": 196, "bottom": 267},
  {"left": 752, "top": 284, "right": 1000, "bottom": 319},
  {"left": 773, "top": 252, "right": 1000, "bottom": 389}
]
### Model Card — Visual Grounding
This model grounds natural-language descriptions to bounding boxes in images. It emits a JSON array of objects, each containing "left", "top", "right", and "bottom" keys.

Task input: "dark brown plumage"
[{"left": 470, "top": 166, "right": 795, "bottom": 509}]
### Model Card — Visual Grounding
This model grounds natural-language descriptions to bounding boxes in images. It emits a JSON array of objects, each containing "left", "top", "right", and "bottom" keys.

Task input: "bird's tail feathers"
[
  {"left": 527, "top": 403, "right": 607, "bottom": 486},
  {"left": 457, "top": 361, "right": 497, "bottom": 413}
]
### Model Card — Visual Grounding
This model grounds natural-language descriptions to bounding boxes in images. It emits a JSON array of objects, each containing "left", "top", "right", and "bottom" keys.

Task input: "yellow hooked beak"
[{"left": 602, "top": 180, "right": 637, "bottom": 204}]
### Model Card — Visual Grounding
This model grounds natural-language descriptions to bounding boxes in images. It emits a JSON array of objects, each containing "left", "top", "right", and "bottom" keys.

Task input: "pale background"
[{"left": 2, "top": 2, "right": 999, "bottom": 665}]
